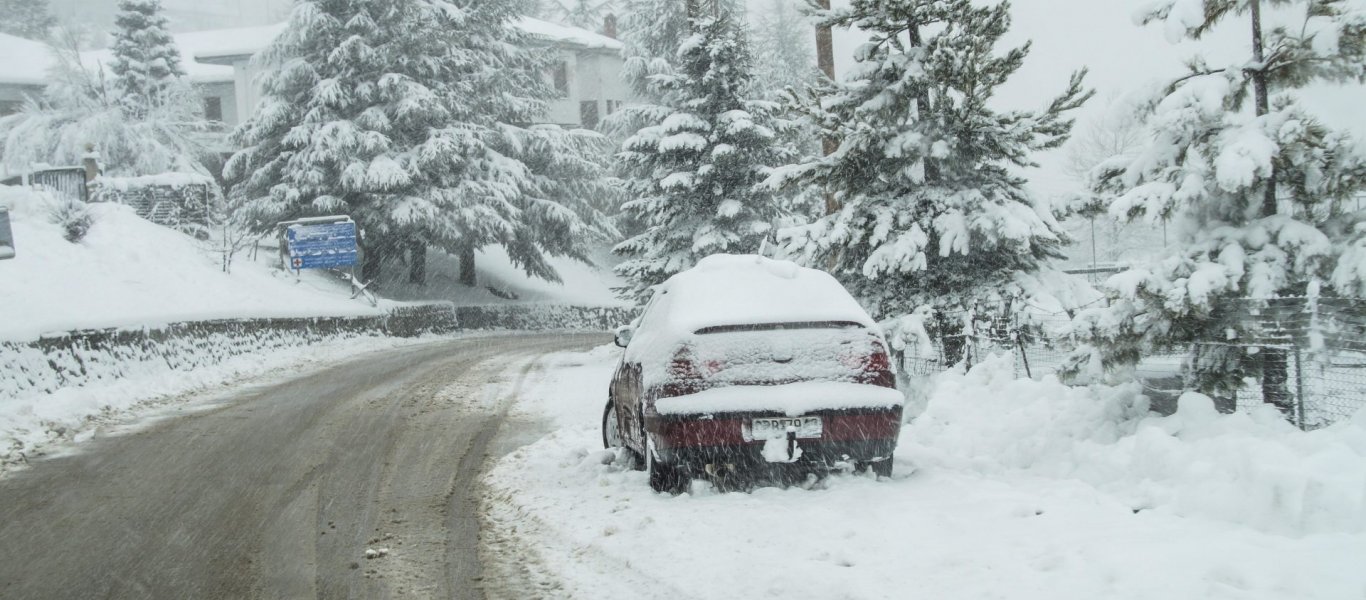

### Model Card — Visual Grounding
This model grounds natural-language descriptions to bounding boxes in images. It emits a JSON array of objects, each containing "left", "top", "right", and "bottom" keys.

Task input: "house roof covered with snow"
[
  {"left": 0, "top": 33, "right": 56, "bottom": 87},
  {"left": 189, "top": 18, "right": 620, "bottom": 65},
  {"left": 514, "top": 17, "right": 623, "bottom": 52},
  {"left": 191, "top": 23, "right": 288, "bottom": 64}
]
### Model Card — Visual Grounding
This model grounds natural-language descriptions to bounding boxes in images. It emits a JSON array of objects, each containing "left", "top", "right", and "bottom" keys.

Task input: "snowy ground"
[
  {"left": 378, "top": 244, "right": 627, "bottom": 308},
  {"left": 0, "top": 186, "right": 390, "bottom": 343},
  {"left": 484, "top": 349, "right": 1366, "bottom": 600}
]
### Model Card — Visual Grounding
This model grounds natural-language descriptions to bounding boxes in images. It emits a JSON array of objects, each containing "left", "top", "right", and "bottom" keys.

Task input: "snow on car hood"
[{"left": 654, "top": 381, "right": 905, "bottom": 417}]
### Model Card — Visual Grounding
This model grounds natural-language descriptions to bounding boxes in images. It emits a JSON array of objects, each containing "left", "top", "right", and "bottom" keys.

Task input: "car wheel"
[
  {"left": 646, "top": 436, "right": 688, "bottom": 495},
  {"left": 857, "top": 454, "right": 894, "bottom": 478},
  {"left": 602, "top": 400, "right": 623, "bottom": 449},
  {"left": 602, "top": 400, "right": 643, "bottom": 470}
]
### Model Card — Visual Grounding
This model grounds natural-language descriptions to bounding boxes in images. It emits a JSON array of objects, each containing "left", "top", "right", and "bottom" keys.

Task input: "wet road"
[{"left": 0, "top": 333, "right": 601, "bottom": 599}]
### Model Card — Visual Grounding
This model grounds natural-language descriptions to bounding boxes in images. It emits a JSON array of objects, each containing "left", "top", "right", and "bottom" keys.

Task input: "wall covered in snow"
[{"left": 0, "top": 306, "right": 457, "bottom": 400}]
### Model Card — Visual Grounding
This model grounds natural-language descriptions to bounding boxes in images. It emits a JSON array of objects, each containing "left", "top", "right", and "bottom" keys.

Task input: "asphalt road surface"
[{"left": 0, "top": 333, "right": 602, "bottom": 599}]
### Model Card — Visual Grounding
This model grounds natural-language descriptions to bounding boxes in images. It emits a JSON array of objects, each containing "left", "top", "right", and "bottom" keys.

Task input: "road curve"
[{"left": 0, "top": 333, "right": 602, "bottom": 599}]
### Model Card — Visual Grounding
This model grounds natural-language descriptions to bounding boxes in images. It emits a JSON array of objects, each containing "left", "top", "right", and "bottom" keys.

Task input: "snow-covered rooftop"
[
  {"left": 0, "top": 33, "right": 56, "bottom": 86},
  {"left": 190, "top": 23, "right": 288, "bottom": 64},
  {"left": 514, "top": 17, "right": 623, "bottom": 51},
  {"left": 188, "top": 18, "right": 620, "bottom": 65}
]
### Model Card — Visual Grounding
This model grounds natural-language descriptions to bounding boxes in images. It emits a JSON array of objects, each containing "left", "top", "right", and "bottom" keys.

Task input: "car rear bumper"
[{"left": 644, "top": 407, "right": 902, "bottom": 466}]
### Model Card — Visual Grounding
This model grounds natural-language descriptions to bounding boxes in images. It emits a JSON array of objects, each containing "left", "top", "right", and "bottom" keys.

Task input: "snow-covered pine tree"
[
  {"left": 553, "top": 0, "right": 617, "bottom": 32},
  {"left": 749, "top": 0, "right": 820, "bottom": 98},
  {"left": 613, "top": 10, "right": 790, "bottom": 302},
  {"left": 771, "top": 0, "right": 1091, "bottom": 344},
  {"left": 0, "top": 0, "right": 56, "bottom": 40},
  {"left": 614, "top": 0, "right": 739, "bottom": 101},
  {"left": 225, "top": 0, "right": 615, "bottom": 287},
  {"left": 1065, "top": 0, "right": 1366, "bottom": 409},
  {"left": 109, "top": 0, "right": 186, "bottom": 120}
]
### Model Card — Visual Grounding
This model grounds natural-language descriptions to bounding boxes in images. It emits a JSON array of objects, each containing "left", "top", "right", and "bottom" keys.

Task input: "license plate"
[{"left": 749, "top": 416, "right": 822, "bottom": 441}]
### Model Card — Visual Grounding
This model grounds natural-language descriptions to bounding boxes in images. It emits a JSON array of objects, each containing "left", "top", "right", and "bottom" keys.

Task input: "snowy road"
[{"left": 0, "top": 333, "right": 602, "bottom": 599}]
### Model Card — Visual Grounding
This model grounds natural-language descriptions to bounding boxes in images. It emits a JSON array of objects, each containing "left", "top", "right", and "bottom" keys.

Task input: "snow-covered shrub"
[
  {"left": 0, "top": 1, "right": 211, "bottom": 178},
  {"left": 47, "top": 198, "right": 91, "bottom": 243}
]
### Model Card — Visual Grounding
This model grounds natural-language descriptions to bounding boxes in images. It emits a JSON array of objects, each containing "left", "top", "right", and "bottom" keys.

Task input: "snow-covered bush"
[
  {"left": 46, "top": 198, "right": 91, "bottom": 243},
  {"left": 0, "top": 2, "right": 211, "bottom": 178}
]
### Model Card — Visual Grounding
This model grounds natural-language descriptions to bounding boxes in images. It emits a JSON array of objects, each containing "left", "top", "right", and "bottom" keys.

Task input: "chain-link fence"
[{"left": 891, "top": 297, "right": 1366, "bottom": 429}]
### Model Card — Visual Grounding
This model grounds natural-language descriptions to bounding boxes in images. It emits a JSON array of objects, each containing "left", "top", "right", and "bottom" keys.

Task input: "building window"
[
  {"left": 552, "top": 61, "right": 570, "bottom": 97},
  {"left": 605, "top": 100, "right": 622, "bottom": 115},
  {"left": 579, "top": 101, "right": 600, "bottom": 129},
  {"left": 204, "top": 96, "right": 223, "bottom": 122}
]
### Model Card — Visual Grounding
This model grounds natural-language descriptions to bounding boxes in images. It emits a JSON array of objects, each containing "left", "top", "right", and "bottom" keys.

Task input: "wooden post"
[{"left": 814, "top": 0, "right": 839, "bottom": 215}]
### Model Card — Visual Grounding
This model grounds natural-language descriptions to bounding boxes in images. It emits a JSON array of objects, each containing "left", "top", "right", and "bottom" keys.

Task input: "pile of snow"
[
  {"left": 0, "top": 186, "right": 386, "bottom": 342},
  {"left": 482, "top": 347, "right": 1366, "bottom": 599},
  {"left": 906, "top": 354, "right": 1366, "bottom": 535}
]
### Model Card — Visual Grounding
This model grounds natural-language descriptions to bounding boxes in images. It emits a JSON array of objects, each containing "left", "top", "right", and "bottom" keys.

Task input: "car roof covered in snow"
[{"left": 644, "top": 254, "right": 878, "bottom": 336}]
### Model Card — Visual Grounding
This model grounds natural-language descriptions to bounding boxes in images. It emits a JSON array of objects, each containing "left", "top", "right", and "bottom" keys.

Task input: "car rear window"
[{"left": 685, "top": 322, "right": 885, "bottom": 387}]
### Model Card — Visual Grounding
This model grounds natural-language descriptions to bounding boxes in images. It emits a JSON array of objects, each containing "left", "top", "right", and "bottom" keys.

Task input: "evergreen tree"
[
  {"left": 749, "top": 0, "right": 820, "bottom": 98},
  {"left": 772, "top": 0, "right": 1091, "bottom": 334},
  {"left": 613, "top": 11, "right": 791, "bottom": 302},
  {"left": 1066, "top": 0, "right": 1366, "bottom": 408},
  {"left": 0, "top": 0, "right": 56, "bottom": 40},
  {"left": 109, "top": 0, "right": 186, "bottom": 120},
  {"left": 553, "top": 0, "right": 617, "bottom": 32},
  {"left": 225, "top": 0, "right": 615, "bottom": 286}
]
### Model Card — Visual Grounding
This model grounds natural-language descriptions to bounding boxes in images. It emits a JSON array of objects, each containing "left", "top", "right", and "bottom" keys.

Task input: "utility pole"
[{"left": 814, "top": 0, "right": 839, "bottom": 215}]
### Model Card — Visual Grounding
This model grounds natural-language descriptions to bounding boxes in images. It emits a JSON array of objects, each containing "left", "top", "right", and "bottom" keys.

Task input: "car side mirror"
[{"left": 614, "top": 325, "right": 634, "bottom": 348}]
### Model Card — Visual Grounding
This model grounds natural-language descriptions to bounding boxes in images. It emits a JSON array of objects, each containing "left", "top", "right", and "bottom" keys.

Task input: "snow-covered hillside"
[
  {"left": 0, "top": 186, "right": 384, "bottom": 343},
  {"left": 484, "top": 348, "right": 1366, "bottom": 600}
]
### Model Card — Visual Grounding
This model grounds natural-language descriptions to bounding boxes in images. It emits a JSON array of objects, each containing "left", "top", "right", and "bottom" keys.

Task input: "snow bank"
[
  {"left": 906, "top": 354, "right": 1366, "bottom": 535},
  {"left": 483, "top": 347, "right": 1366, "bottom": 600},
  {"left": 0, "top": 185, "right": 385, "bottom": 343}
]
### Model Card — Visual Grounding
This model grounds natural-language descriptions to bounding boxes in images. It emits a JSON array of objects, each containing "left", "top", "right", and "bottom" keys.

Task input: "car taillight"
[
  {"left": 842, "top": 343, "right": 895, "bottom": 387},
  {"left": 662, "top": 346, "right": 708, "bottom": 397}
]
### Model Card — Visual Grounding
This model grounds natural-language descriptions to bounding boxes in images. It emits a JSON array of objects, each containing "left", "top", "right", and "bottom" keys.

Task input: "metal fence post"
[{"left": 1294, "top": 346, "right": 1306, "bottom": 430}]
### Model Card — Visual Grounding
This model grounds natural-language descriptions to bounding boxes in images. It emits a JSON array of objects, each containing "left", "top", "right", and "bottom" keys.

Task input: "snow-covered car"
[{"left": 603, "top": 254, "right": 904, "bottom": 493}]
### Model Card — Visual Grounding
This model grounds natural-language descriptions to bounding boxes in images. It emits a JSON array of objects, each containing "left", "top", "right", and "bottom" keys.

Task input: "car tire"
[
  {"left": 646, "top": 437, "right": 688, "bottom": 495},
  {"left": 602, "top": 400, "right": 643, "bottom": 470},
  {"left": 858, "top": 453, "right": 894, "bottom": 478},
  {"left": 602, "top": 400, "right": 623, "bottom": 449}
]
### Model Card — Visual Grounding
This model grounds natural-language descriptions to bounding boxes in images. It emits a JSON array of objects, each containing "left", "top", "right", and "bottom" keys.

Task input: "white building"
[
  {"left": 0, "top": 33, "right": 52, "bottom": 117},
  {"left": 2, "top": 17, "right": 629, "bottom": 139},
  {"left": 193, "top": 17, "right": 630, "bottom": 134}
]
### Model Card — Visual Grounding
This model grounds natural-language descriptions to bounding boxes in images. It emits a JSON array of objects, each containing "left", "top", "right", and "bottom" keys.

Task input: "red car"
[{"left": 603, "top": 255, "right": 904, "bottom": 493}]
